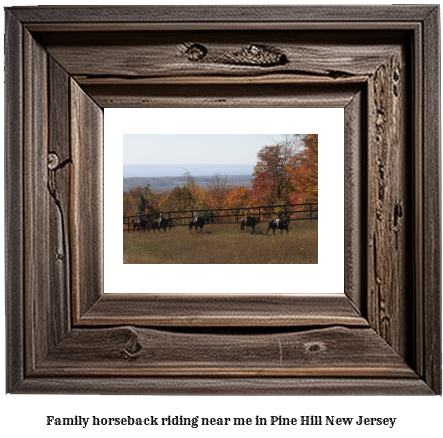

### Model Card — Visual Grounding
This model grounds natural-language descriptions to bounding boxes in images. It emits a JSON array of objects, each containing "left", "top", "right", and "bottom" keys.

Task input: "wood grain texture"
[
  {"left": 4, "top": 5, "right": 441, "bottom": 394},
  {"left": 411, "top": 18, "right": 425, "bottom": 383},
  {"left": 70, "top": 80, "right": 104, "bottom": 321},
  {"left": 5, "top": 10, "right": 24, "bottom": 393},
  {"left": 422, "top": 7, "right": 441, "bottom": 394},
  {"left": 37, "top": 326, "right": 414, "bottom": 377},
  {"left": 79, "top": 294, "right": 367, "bottom": 327},
  {"left": 344, "top": 90, "right": 366, "bottom": 314},
  {"left": 25, "top": 23, "right": 425, "bottom": 34},
  {"left": 8, "top": 5, "right": 436, "bottom": 23},
  {"left": 83, "top": 82, "right": 361, "bottom": 108},
  {"left": 48, "top": 58, "right": 72, "bottom": 346},
  {"left": 366, "top": 50, "right": 409, "bottom": 358},
  {"left": 23, "top": 29, "right": 50, "bottom": 372},
  {"left": 12, "top": 375, "right": 434, "bottom": 395},
  {"left": 41, "top": 31, "right": 402, "bottom": 79}
]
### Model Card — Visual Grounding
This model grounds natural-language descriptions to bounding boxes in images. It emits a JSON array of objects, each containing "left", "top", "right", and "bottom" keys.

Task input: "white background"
[
  {"left": 106, "top": 108, "right": 343, "bottom": 294},
  {"left": 1, "top": 1, "right": 442, "bottom": 438}
]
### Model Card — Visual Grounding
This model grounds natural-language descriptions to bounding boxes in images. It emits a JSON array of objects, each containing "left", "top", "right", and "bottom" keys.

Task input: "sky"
[{"left": 123, "top": 134, "right": 293, "bottom": 165}]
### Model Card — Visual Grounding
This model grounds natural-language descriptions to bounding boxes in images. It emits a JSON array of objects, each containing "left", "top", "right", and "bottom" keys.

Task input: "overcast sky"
[{"left": 123, "top": 134, "right": 291, "bottom": 165}]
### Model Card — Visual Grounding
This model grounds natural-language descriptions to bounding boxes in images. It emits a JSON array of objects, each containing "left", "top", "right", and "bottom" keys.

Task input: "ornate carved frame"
[{"left": 5, "top": 6, "right": 441, "bottom": 394}]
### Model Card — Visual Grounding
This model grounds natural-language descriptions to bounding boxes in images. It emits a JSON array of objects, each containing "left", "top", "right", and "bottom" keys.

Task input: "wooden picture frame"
[{"left": 5, "top": 5, "right": 441, "bottom": 394}]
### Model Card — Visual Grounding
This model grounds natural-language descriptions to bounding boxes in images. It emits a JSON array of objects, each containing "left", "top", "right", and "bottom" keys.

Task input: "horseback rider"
[
  {"left": 137, "top": 211, "right": 143, "bottom": 226},
  {"left": 245, "top": 207, "right": 252, "bottom": 226},
  {"left": 194, "top": 210, "right": 200, "bottom": 224},
  {"left": 276, "top": 210, "right": 282, "bottom": 227},
  {"left": 159, "top": 210, "right": 164, "bottom": 227}
]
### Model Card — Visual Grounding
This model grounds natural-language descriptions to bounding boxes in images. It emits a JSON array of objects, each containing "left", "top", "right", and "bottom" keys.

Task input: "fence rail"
[{"left": 124, "top": 203, "right": 318, "bottom": 231}]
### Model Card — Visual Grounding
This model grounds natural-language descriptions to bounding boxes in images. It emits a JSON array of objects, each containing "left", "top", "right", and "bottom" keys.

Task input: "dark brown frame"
[{"left": 5, "top": 6, "right": 441, "bottom": 394}]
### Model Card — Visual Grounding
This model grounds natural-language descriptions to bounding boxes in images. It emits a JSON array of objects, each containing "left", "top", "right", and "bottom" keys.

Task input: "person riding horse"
[
  {"left": 267, "top": 210, "right": 289, "bottom": 235},
  {"left": 240, "top": 208, "right": 259, "bottom": 233},
  {"left": 138, "top": 211, "right": 143, "bottom": 226},
  {"left": 276, "top": 210, "right": 282, "bottom": 228},
  {"left": 194, "top": 210, "right": 200, "bottom": 224},
  {"left": 245, "top": 208, "right": 252, "bottom": 227},
  {"left": 158, "top": 210, "right": 164, "bottom": 227},
  {"left": 190, "top": 213, "right": 208, "bottom": 232}
]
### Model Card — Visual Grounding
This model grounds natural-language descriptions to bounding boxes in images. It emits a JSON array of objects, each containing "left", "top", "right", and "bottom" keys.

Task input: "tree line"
[{"left": 123, "top": 134, "right": 318, "bottom": 217}]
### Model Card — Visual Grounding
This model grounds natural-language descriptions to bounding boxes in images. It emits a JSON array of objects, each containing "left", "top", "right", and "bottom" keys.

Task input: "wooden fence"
[{"left": 124, "top": 203, "right": 318, "bottom": 231}]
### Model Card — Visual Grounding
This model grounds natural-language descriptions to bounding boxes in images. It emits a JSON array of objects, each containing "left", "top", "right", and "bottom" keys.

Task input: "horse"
[
  {"left": 152, "top": 217, "right": 173, "bottom": 233},
  {"left": 267, "top": 217, "right": 290, "bottom": 235},
  {"left": 189, "top": 216, "right": 209, "bottom": 233},
  {"left": 130, "top": 218, "right": 149, "bottom": 233},
  {"left": 240, "top": 216, "right": 259, "bottom": 233}
]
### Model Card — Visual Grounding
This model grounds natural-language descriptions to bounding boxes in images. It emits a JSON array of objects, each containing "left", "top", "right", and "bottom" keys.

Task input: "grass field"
[{"left": 124, "top": 220, "right": 318, "bottom": 264}]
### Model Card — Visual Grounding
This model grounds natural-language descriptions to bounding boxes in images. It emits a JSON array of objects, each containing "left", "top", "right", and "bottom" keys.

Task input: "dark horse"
[
  {"left": 267, "top": 217, "right": 290, "bottom": 235},
  {"left": 152, "top": 217, "right": 173, "bottom": 233},
  {"left": 130, "top": 218, "right": 149, "bottom": 233},
  {"left": 189, "top": 216, "right": 209, "bottom": 233},
  {"left": 240, "top": 217, "right": 259, "bottom": 233}
]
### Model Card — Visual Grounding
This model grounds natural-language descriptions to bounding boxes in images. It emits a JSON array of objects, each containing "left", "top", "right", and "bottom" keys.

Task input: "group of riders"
[
  {"left": 244, "top": 208, "right": 283, "bottom": 225},
  {"left": 137, "top": 209, "right": 201, "bottom": 227},
  {"left": 137, "top": 208, "right": 284, "bottom": 228},
  {"left": 138, "top": 210, "right": 165, "bottom": 226}
]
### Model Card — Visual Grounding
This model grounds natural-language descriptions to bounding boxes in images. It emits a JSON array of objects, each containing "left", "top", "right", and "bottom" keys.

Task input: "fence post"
[
  {"left": 310, "top": 203, "right": 312, "bottom": 219},
  {"left": 236, "top": 208, "right": 239, "bottom": 224},
  {"left": 284, "top": 205, "right": 287, "bottom": 217},
  {"left": 259, "top": 207, "right": 261, "bottom": 222}
]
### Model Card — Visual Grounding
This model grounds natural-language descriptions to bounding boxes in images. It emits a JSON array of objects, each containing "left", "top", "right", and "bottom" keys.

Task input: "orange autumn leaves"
[
  {"left": 123, "top": 134, "right": 318, "bottom": 216},
  {"left": 123, "top": 184, "right": 157, "bottom": 217},
  {"left": 289, "top": 134, "right": 318, "bottom": 205},
  {"left": 252, "top": 134, "right": 318, "bottom": 206}
]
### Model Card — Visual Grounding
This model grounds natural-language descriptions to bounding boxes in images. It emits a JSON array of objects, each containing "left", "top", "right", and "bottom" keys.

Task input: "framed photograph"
[
  {"left": 107, "top": 108, "right": 342, "bottom": 296},
  {"left": 5, "top": 5, "right": 441, "bottom": 394},
  {"left": 120, "top": 131, "right": 320, "bottom": 264}
]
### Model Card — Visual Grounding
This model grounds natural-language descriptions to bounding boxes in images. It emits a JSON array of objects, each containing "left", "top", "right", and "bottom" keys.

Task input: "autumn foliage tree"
[
  {"left": 160, "top": 186, "right": 195, "bottom": 212},
  {"left": 123, "top": 184, "right": 157, "bottom": 217},
  {"left": 205, "top": 172, "right": 229, "bottom": 209},
  {"left": 289, "top": 134, "right": 318, "bottom": 204},
  {"left": 124, "top": 135, "right": 318, "bottom": 219},
  {"left": 182, "top": 168, "right": 206, "bottom": 210},
  {"left": 134, "top": 184, "right": 157, "bottom": 214},
  {"left": 251, "top": 135, "right": 304, "bottom": 205},
  {"left": 123, "top": 191, "right": 134, "bottom": 217},
  {"left": 225, "top": 186, "right": 253, "bottom": 209}
]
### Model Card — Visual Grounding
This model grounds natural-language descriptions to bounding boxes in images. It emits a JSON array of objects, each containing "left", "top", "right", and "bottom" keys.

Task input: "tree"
[
  {"left": 251, "top": 135, "right": 304, "bottom": 205},
  {"left": 123, "top": 184, "right": 157, "bottom": 217},
  {"left": 206, "top": 171, "right": 229, "bottom": 209},
  {"left": 225, "top": 186, "right": 253, "bottom": 209},
  {"left": 289, "top": 134, "right": 318, "bottom": 203},
  {"left": 182, "top": 168, "right": 206, "bottom": 210},
  {"left": 123, "top": 191, "right": 135, "bottom": 217},
  {"left": 133, "top": 184, "right": 157, "bottom": 215},
  {"left": 160, "top": 186, "right": 195, "bottom": 212}
]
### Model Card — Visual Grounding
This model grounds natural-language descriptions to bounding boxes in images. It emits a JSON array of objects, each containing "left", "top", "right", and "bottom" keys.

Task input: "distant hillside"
[
  {"left": 124, "top": 175, "right": 252, "bottom": 192},
  {"left": 123, "top": 163, "right": 254, "bottom": 178}
]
